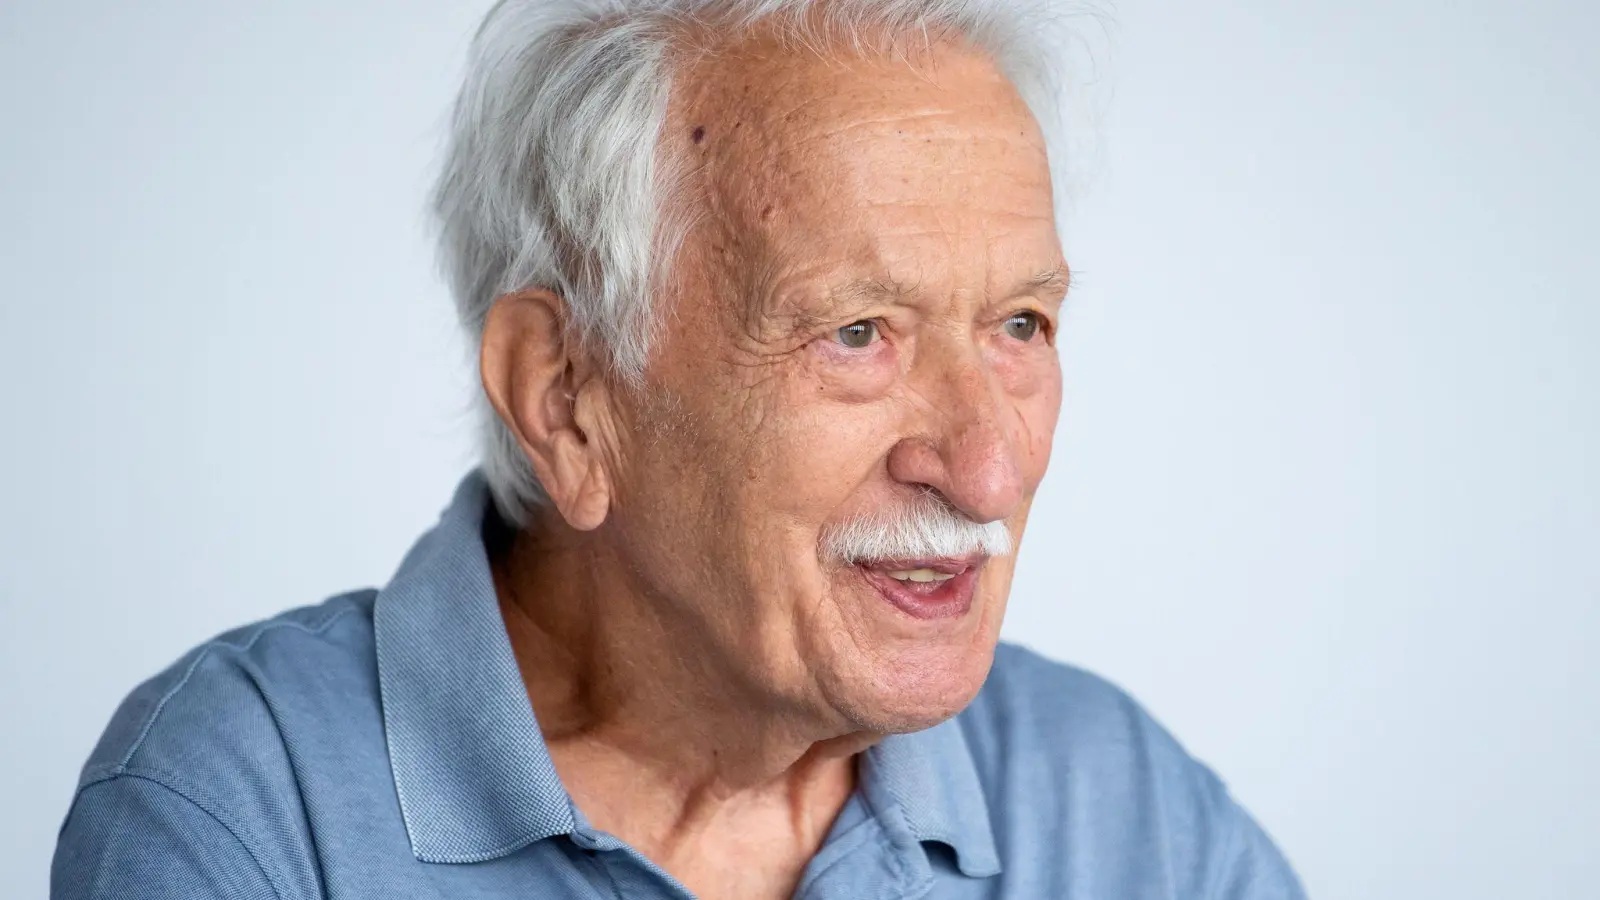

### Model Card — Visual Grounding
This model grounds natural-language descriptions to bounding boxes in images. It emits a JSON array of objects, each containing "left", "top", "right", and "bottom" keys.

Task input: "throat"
[{"left": 556, "top": 742, "right": 861, "bottom": 900}]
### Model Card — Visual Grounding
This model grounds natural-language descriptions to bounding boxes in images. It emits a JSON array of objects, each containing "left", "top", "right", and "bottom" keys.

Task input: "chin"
[{"left": 824, "top": 636, "right": 999, "bottom": 735}]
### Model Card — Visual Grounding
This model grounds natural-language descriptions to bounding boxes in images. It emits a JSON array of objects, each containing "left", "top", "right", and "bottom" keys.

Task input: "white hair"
[
  {"left": 432, "top": 0, "right": 1099, "bottom": 525},
  {"left": 821, "top": 491, "right": 1013, "bottom": 565}
]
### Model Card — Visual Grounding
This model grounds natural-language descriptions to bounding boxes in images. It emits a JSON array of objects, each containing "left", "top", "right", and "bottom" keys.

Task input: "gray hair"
[
  {"left": 822, "top": 490, "right": 1013, "bottom": 565},
  {"left": 432, "top": 0, "right": 1096, "bottom": 525}
]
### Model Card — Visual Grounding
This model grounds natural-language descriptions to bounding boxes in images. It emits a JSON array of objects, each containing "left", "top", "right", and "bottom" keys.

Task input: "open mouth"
[{"left": 854, "top": 555, "right": 985, "bottom": 620}]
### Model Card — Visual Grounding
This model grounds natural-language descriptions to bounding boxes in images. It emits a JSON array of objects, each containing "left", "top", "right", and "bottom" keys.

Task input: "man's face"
[{"left": 604, "top": 40, "right": 1065, "bottom": 734}]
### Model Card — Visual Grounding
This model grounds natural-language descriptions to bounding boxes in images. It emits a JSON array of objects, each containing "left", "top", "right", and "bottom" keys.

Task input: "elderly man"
[{"left": 53, "top": 1, "right": 1304, "bottom": 898}]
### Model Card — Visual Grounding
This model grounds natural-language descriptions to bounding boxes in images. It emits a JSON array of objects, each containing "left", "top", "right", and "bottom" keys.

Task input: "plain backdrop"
[{"left": 3, "top": 1, "right": 1596, "bottom": 897}]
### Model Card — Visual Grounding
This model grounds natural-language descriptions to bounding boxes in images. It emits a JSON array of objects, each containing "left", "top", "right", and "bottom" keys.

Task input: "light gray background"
[{"left": 3, "top": 1, "right": 1596, "bottom": 897}]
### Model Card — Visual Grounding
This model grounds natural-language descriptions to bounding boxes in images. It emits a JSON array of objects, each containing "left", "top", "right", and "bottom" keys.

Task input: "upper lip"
[{"left": 858, "top": 555, "right": 985, "bottom": 576}]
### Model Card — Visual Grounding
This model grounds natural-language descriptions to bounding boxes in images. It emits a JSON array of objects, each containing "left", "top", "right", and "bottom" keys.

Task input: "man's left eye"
[{"left": 1003, "top": 312, "right": 1041, "bottom": 342}]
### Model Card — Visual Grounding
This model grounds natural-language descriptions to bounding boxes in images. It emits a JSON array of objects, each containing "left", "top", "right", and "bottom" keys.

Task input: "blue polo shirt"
[{"left": 52, "top": 473, "right": 1305, "bottom": 899}]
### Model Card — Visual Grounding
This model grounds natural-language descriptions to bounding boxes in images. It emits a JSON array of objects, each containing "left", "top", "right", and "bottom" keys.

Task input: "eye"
[
  {"left": 1003, "top": 311, "right": 1042, "bottom": 342},
  {"left": 834, "top": 320, "right": 879, "bottom": 348}
]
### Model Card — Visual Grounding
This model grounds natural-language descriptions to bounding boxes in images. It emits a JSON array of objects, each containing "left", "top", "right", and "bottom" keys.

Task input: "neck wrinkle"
[{"left": 492, "top": 519, "right": 875, "bottom": 853}]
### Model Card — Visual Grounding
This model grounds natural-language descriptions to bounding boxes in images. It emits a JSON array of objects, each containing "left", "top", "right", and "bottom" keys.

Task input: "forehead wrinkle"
[
  {"left": 677, "top": 43, "right": 1038, "bottom": 210},
  {"left": 665, "top": 36, "right": 1056, "bottom": 344}
]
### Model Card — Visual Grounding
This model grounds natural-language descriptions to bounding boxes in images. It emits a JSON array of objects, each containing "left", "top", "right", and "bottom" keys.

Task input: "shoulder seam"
[
  {"left": 117, "top": 603, "right": 364, "bottom": 771},
  {"left": 74, "top": 767, "right": 289, "bottom": 900}
]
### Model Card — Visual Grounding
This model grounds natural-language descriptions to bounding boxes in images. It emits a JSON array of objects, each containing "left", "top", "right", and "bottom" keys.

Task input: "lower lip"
[{"left": 857, "top": 564, "right": 981, "bottom": 620}]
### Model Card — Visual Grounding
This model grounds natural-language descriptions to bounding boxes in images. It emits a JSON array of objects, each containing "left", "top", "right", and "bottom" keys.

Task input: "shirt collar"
[
  {"left": 864, "top": 722, "right": 1002, "bottom": 877},
  {"left": 375, "top": 472, "right": 999, "bottom": 876},
  {"left": 374, "top": 472, "right": 574, "bottom": 863}
]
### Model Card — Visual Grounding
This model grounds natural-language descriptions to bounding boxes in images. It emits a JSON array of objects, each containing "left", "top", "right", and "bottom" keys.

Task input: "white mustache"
[{"left": 821, "top": 493, "right": 1012, "bottom": 566}]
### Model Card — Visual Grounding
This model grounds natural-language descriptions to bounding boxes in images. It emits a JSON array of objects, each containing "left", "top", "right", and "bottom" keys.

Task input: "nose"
[{"left": 886, "top": 356, "right": 1025, "bottom": 524}]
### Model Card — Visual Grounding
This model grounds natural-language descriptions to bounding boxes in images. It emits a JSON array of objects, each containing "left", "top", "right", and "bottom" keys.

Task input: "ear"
[{"left": 479, "top": 289, "right": 613, "bottom": 531}]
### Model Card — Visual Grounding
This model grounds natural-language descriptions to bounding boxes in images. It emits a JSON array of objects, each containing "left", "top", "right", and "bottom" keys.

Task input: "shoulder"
[
  {"left": 53, "top": 773, "right": 283, "bottom": 900},
  {"left": 958, "top": 642, "right": 1305, "bottom": 898},
  {"left": 962, "top": 641, "right": 1230, "bottom": 811},
  {"left": 965, "top": 640, "right": 1197, "bottom": 771},
  {"left": 61, "top": 590, "right": 382, "bottom": 900},
  {"left": 78, "top": 589, "right": 380, "bottom": 790}
]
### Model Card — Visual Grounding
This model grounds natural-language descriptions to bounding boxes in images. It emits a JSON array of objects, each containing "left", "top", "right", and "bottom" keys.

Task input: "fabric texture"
[{"left": 52, "top": 472, "right": 1306, "bottom": 899}]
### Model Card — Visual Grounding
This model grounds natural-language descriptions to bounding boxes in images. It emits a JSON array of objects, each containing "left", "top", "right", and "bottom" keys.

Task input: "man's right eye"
[{"left": 835, "top": 320, "right": 879, "bottom": 348}]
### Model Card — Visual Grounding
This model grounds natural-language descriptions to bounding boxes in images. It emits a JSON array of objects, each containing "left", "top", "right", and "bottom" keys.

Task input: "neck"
[{"left": 491, "top": 515, "right": 874, "bottom": 866}]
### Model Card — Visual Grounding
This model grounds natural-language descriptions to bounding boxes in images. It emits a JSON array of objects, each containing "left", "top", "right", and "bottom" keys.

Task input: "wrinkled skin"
[{"left": 479, "top": 34, "right": 1066, "bottom": 900}]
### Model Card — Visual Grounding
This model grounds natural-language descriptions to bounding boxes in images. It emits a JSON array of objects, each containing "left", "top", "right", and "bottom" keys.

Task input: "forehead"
[{"left": 666, "top": 37, "right": 1062, "bottom": 312}]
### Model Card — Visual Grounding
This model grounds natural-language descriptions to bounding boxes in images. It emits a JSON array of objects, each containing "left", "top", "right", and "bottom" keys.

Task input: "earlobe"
[
  {"left": 543, "top": 411, "right": 612, "bottom": 531},
  {"left": 479, "top": 290, "right": 613, "bottom": 531}
]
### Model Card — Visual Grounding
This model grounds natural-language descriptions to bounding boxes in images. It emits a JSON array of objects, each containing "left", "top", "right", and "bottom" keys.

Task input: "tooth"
[{"left": 886, "top": 568, "right": 955, "bottom": 583}]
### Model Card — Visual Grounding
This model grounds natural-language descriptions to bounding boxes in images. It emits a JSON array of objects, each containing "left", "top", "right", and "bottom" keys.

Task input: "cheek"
[
  {"left": 996, "top": 351, "right": 1062, "bottom": 487},
  {"left": 987, "top": 339, "right": 1055, "bottom": 398},
  {"left": 707, "top": 361, "right": 895, "bottom": 527},
  {"left": 807, "top": 340, "right": 899, "bottom": 402},
  {"left": 765, "top": 397, "right": 895, "bottom": 512}
]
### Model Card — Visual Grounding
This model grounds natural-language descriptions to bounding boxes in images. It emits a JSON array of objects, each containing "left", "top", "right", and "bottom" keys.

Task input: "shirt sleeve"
[{"left": 53, "top": 773, "right": 281, "bottom": 900}]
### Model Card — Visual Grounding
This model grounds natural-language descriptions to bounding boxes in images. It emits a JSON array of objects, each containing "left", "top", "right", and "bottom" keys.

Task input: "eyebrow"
[
  {"left": 828, "top": 275, "right": 917, "bottom": 309},
  {"left": 1025, "top": 265, "right": 1072, "bottom": 296}
]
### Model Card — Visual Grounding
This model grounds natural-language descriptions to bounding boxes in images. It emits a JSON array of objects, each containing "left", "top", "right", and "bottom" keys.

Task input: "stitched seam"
[
  {"left": 80, "top": 769, "right": 287, "bottom": 900},
  {"left": 233, "top": 657, "right": 333, "bottom": 899},
  {"left": 118, "top": 603, "right": 363, "bottom": 771}
]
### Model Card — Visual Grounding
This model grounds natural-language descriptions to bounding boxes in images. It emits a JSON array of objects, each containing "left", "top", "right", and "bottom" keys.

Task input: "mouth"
[{"left": 853, "top": 555, "right": 985, "bottom": 620}]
